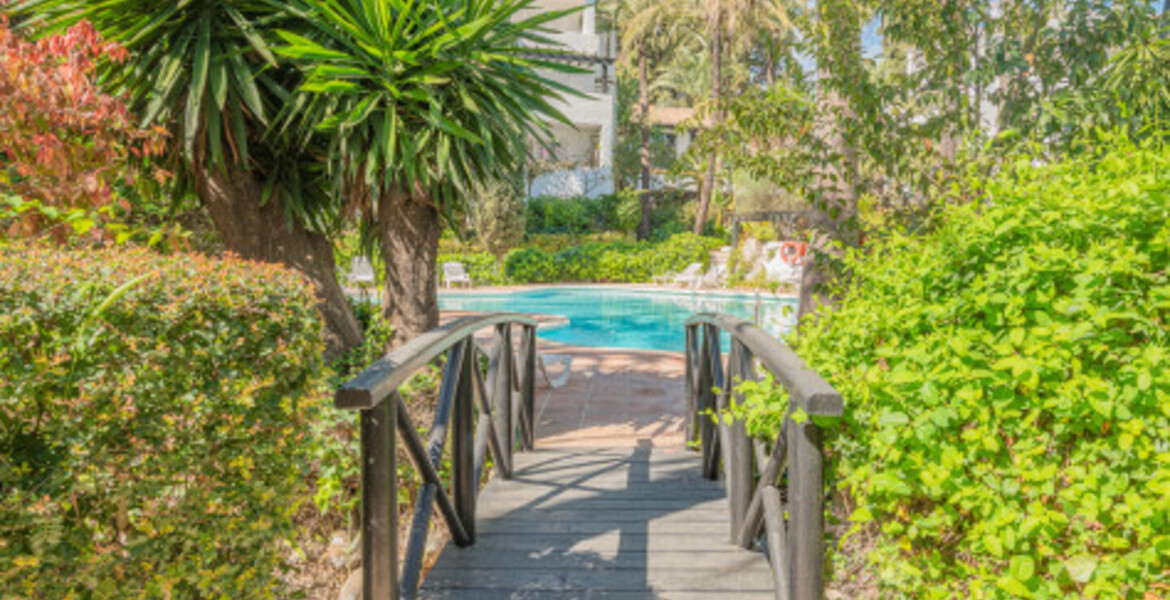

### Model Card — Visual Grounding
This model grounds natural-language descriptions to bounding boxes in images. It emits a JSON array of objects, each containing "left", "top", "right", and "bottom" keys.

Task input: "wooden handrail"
[
  {"left": 685, "top": 314, "right": 844, "bottom": 600},
  {"left": 685, "top": 313, "right": 842, "bottom": 417},
  {"left": 334, "top": 313, "right": 539, "bottom": 600},
  {"left": 336, "top": 312, "right": 539, "bottom": 410}
]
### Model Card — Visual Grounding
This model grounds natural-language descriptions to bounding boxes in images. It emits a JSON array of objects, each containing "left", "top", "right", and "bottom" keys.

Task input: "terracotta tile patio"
[{"left": 532, "top": 342, "right": 688, "bottom": 448}]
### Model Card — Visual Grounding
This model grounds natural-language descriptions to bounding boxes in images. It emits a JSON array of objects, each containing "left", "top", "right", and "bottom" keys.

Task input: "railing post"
[
  {"left": 519, "top": 325, "right": 537, "bottom": 451},
  {"left": 685, "top": 324, "right": 700, "bottom": 445},
  {"left": 490, "top": 324, "right": 513, "bottom": 477},
  {"left": 697, "top": 324, "right": 720, "bottom": 480},
  {"left": 788, "top": 418, "right": 825, "bottom": 600},
  {"left": 452, "top": 335, "right": 477, "bottom": 545},
  {"left": 360, "top": 397, "right": 397, "bottom": 600},
  {"left": 726, "top": 340, "right": 754, "bottom": 543}
]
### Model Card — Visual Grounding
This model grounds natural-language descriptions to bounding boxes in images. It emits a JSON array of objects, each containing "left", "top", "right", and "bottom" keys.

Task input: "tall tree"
[
  {"left": 277, "top": 0, "right": 576, "bottom": 343},
  {"left": 693, "top": 0, "right": 724, "bottom": 235},
  {"left": 18, "top": 0, "right": 365, "bottom": 358},
  {"left": 798, "top": 0, "right": 863, "bottom": 321},
  {"left": 618, "top": 0, "right": 686, "bottom": 240}
]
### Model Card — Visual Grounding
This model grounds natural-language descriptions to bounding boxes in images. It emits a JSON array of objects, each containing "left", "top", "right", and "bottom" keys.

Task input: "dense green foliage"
[
  {"left": 503, "top": 233, "right": 723, "bottom": 283},
  {"left": 472, "top": 178, "right": 527, "bottom": 260},
  {"left": 524, "top": 192, "right": 698, "bottom": 238},
  {"left": 524, "top": 194, "right": 629, "bottom": 234},
  {"left": 0, "top": 246, "right": 328, "bottom": 598},
  {"left": 276, "top": 0, "right": 576, "bottom": 210},
  {"left": 772, "top": 145, "right": 1168, "bottom": 598}
]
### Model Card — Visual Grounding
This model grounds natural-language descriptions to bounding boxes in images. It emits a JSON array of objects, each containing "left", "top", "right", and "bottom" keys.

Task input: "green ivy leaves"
[{"left": 786, "top": 143, "right": 1169, "bottom": 599}]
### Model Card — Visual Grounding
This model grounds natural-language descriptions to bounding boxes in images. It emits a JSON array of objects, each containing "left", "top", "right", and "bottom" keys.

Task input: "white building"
[{"left": 519, "top": 0, "right": 617, "bottom": 198}]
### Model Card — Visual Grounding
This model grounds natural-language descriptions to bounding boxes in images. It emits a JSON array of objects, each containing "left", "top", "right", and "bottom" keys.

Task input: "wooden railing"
[
  {"left": 685, "top": 313, "right": 844, "bottom": 600},
  {"left": 335, "top": 313, "right": 539, "bottom": 600}
]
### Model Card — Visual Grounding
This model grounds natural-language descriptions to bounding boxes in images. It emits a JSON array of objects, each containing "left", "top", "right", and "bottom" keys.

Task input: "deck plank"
[{"left": 419, "top": 447, "right": 775, "bottom": 599}]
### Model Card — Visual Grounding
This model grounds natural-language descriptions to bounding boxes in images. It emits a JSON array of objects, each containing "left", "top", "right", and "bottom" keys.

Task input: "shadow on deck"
[{"left": 421, "top": 443, "right": 775, "bottom": 600}]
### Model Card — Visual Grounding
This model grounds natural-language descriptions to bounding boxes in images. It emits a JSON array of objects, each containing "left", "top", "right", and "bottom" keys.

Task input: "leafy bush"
[
  {"left": 521, "top": 231, "right": 626, "bottom": 252},
  {"left": 471, "top": 177, "right": 526, "bottom": 260},
  {"left": 503, "top": 247, "right": 559, "bottom": 282},
  {"left": 0, "top": 18, "right": 164, "bottom": 241},
  {"left": 776, "top": 145, "right": 1168, "bottom": 598},
  {"left": 0, "top": 245, "right": 328, "bottom": 598},
  {"left": 503, "top": 233, "right": 723, "bottom": 283},
  {"left": 524, "top": 194, "right": 632, "bottom": 234}
]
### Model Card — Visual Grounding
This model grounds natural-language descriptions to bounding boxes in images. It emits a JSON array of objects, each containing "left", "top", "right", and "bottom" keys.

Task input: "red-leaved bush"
[{"left": 0, "top": 14, "right": 164, "bottom": 238}]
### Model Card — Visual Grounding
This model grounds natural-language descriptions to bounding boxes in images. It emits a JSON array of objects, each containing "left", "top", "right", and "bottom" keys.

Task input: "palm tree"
[
  {"left": 799, "top": 0, "right": 862, "bottom": 322},
  {"left": 16, "top": 0, "right": 364, "bottom": 357},
  {"left": 277, "top": 0, "right": 577, "bottom": 343},
  {"left": 617, "top": 0, "right": 690, "bottom": 240},
  {"left": 693, "top": 0, "right": 724, "bottom": 235},
  {"left": 692, "top": 0, "right": 797, "bottom": 235}
]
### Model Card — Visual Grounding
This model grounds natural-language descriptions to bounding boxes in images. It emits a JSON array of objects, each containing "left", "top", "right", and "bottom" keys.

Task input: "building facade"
[{"left": 520, "top": 0, "right": 617, "bottom": 198}]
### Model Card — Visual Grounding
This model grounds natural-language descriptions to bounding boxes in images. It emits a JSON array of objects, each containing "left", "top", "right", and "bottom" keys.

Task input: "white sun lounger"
[
  {"left": 671, "top": 263, "right": 704, "bottom": 288},
  {"left": 442, "top": 261, "right": 473, "bottom": 288}
]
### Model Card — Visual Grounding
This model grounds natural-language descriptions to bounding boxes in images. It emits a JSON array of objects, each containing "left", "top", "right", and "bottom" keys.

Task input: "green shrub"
[
  {"left": 0, "top": 245, "right": 328, "bottom": 598},
  {"left": 766, "top": 145, "right": 1169, "bottom": 598},
  {"left": 503, "top": 233, "right": 722, "bottom": 283},
  {"left": 503, "top": 247, "right": 559, "bottom": 282},
  {"left": 524, "top": 195, "right": 600, "bottom": 234},
  {"left": 522, "top": 232, "right": 625, "bottom": 252}
]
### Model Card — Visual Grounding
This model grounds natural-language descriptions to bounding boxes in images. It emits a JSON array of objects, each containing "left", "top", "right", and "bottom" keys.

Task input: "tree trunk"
[
  {"left": 377, "top": 189, "right": 441, "bottom": 347},
  {"left": 996, "top": 0, "right": 1013, "bottom": 133},
  {"left": 798, "top": 0, "right": 860, "bottom": 325},
  {"left": 638, "top": 38, "right": 653, "bottom": 241},
  {"left": 195, "top": 161, "right": 363, "bottom": 361},
  {"left": 765, "top": 35, "right": 777, "bottom": 87},
  {"left": 694, "top": 0, "right": 722, "bottom": 236}
]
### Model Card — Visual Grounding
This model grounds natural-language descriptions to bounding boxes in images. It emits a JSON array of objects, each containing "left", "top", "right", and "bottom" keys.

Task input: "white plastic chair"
[
  {"left": 699, "top": 262, "right": 728, "bottom": 288},
  {"left": 442, "top": 262, "right": 473, "bottom": 288},
  {"left": 671, "top": 263, "right": 704, "bottom": 288},
  {"left": 348, "top": 256, "right": 377, "bottom": 302},
  {"left": 538, "top": 353, "right": 572, "bottom": 389}
]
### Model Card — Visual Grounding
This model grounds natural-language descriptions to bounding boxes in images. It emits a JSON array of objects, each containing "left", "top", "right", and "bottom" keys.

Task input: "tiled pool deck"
[
  {"left": 533, "top": 342, "right": 687, "bottom": 448},
  {"left": 440, "top": 311, "right": 689, "bottom": 448}
]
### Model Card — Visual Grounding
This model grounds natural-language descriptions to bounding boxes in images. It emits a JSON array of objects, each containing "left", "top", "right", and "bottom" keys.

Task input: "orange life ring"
[{"left": 779, "top": 241, "right": 805, "bottom": 264}]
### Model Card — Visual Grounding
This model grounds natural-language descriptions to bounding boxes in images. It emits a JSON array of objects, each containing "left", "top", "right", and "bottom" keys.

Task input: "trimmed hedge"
[
  {"left": 777, "top": 145, "right": 1168, "bottom": 598},
  {"left": 0, "top": 245, "right": 327, "bottom": 598},
  {"left": 503, "top": 233, "right": 724, "bottom": 283}
]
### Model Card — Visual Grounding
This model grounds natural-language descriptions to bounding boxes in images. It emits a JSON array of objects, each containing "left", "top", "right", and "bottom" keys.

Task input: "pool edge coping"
[{"left": 440, "top": 283, "right": 799, "bottom": 302}]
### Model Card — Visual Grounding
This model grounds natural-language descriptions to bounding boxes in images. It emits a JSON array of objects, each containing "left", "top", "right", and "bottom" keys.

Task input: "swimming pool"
[{"left": 438, "top": 287, "right": 799, "bottom": 352}]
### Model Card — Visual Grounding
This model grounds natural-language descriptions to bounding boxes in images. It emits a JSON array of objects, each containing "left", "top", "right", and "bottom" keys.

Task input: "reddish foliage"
[{"left": 0, "top": 15, "right": 164, "bottom": 236}]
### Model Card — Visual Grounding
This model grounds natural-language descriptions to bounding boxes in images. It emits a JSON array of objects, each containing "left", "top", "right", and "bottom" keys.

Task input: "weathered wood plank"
[
  {"left": 420, "top": 590, "right": 775, "bottom": 600},
  {"left": 428, "top": 549, "right": 774, "bottom": 571},
  {"left": 419, "top": 448, "right": 776, "bottom": 600},
  {"left": 429, "top": 532, "right": 752, "bottom": 554},
  {"left": 422, "top": 567, "right": 774, "bottom": 591},
  {"left": 474, "top": 519, "right": 731, "bottom": 536}
]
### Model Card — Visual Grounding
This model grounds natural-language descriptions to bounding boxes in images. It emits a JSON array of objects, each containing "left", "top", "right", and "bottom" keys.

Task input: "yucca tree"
[
  {"left": 616, "top": 0, "right": 691, "bottom": 240},
  {"left": 14, "top": 0, "right": 364, "bottom": 357},
  {"left": 277, "top": 0, "right": 576, "bottom": 342}
]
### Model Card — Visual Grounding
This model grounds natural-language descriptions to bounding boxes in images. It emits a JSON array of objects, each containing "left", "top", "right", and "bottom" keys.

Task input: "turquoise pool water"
[{"left": 438, "top": 287, "right": 799, "bottom": 352}]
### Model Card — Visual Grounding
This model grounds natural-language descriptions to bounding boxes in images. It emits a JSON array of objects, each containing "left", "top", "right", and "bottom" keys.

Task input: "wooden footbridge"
[{"left": 337, "top": 313, "right": 843, "bottom": 600}]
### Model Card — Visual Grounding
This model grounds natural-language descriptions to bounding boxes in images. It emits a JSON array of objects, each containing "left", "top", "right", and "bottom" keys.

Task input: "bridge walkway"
[{"left": 420, "top": 445, "right": 775, "bottom": 600}]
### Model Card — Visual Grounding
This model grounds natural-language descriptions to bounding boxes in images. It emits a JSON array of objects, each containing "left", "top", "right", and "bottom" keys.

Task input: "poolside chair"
[
  {"left": 442, "top": 261, "right": 473, "bottom": 288},
  {"left": 348, "top": 256, "right": 377, "bottom": 302},
  {"left": 699, "top": 261, "right": 728, "bottom": 288},
  {"left": 538, "top": 353, "right": 572, "bottom": 389},
  {"left": 671, "top": 263, "right": 704, "bottom": 288}
]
